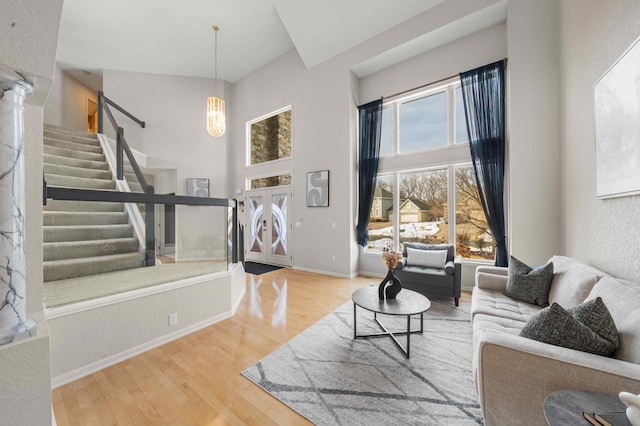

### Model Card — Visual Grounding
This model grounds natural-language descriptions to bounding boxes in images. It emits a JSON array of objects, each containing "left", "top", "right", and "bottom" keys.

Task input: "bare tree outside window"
[{"left": 455, "top": 166, "right": 494, "bottom": 260}]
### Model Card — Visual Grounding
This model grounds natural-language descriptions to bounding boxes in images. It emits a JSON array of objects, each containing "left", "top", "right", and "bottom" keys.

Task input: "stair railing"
[{"left": 96, "top": 91, "right": 157, "bottom": 265}]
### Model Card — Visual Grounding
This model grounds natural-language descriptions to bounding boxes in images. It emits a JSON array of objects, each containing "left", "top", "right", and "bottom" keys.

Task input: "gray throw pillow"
[
  {"left": 520, "top": 299, "right": 618, "bottom": 356},
  {"left": 504, "top": 256, "right": 554, "bottom": 307},
  {"left": 568, "top": 297, "right": 619, "bottom": 349}
]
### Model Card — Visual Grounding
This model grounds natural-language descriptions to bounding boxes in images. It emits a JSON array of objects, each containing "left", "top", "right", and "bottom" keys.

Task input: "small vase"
[
  {"left": 620, "top": 392, "right": 640, "bottom": 426},
  {"left": 378, "top": 269, "right": 402, "bottom": 300}
]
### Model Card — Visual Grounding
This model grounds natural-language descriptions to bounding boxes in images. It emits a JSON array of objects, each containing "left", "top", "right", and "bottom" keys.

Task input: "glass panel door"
[
  {"left": 245, "top": 188, "right": 292, "bottom": 266},
  {"left": 248, "top": 195, "right": 264, "bottom": 257},
  {"left": 271, "top": 193, "right": 288, "bottom": 257}
]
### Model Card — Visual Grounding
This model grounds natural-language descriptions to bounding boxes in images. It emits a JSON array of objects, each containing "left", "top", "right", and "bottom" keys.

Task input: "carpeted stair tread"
[
  {"left": 44, "top": 124, "right": 97, "bottom": 139},
  {"left": 44, "top": 153, "right": 108, "bottom": 170},
  {"left": 44, "top": 224, "right": 134, "bottom": 242},
  {"left": 44, "top": 163, "right": 112, "bottom": 180},
  {"left": 44, "top": 200, "right": 124, "bottom": 213},
  {"left": 44, "top": 131, "right": 99, "bottom": 146},
  {"left": 44, "top": 237, "right": 140, "bottom": 261},
  {"left": 43, "top": 211, "right": 129, "bottom": 226},
  {"left": 44, "top": 252, "right": 146, "bottom": 282},
  {"left": 44, "top": 136, "right": 103, "bottom": 154},
  {"left": 45, "top": 173, "right": 115, "bottom": 190},
  {"left": 42, "top": 124, "right": 145, "bottom": 282},
  {"left": 44, "top": 144, "right": 106, "bottom": 162}
]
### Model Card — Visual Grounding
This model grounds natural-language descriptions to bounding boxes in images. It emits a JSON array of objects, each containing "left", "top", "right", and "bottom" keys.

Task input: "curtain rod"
[{"left": 383, "top": 58, "right": 508, "bottom": 101}]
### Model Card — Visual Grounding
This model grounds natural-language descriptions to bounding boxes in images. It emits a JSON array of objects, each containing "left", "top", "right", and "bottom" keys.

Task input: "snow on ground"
[{"left": 367, "top": 221, "right": 443, "bottom": 250}]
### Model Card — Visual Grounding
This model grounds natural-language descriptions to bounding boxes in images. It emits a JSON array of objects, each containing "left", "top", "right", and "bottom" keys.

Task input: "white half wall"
[
  {"left": 560, "top": 0, "right": 640, "bottom": 281},
  {"left": 48, "top": 265, "right": 246, "bottom": 387}
]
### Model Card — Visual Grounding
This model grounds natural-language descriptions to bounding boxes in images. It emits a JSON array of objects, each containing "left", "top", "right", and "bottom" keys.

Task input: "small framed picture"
[
  {"left": 307, "top": 170, "right": 329, "bottom": 207},
  {"left": 186, "top": 178, "right": 209, "bottom": 197}
]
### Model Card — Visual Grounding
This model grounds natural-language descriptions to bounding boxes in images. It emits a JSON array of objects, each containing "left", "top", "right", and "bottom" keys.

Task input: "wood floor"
[{"left": 52, "top": 268, "right": 470, "bottom": 425}]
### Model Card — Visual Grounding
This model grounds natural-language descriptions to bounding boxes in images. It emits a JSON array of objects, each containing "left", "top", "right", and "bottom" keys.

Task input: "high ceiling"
[{"left": 56, "top": 0, "right": 448, "bottom": 89}]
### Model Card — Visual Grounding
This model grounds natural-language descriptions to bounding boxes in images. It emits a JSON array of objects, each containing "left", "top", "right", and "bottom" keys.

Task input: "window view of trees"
[
  {"left": 455, "top": 166, "right": 495, "bottom": 260},
  {"left": 365, "top": 78, "right": 496, "bottom": 261}
]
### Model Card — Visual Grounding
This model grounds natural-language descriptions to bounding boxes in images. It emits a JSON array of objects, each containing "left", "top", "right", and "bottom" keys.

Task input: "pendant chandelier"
[{"left": 207, "top": 25, "right": 225, "bottom": 137}]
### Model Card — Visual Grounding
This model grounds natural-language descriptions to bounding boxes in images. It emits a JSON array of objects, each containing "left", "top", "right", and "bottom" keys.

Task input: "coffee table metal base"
[{"left": 353, "top": 305, "right": 424, "bottom": 358}]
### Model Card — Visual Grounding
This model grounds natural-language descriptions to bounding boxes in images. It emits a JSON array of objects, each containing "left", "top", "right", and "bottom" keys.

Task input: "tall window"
[{"left": 366, "top": 79, "right": 494, "bottom": 260}]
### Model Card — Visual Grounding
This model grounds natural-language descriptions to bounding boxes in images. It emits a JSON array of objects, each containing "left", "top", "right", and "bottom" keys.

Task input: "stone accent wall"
[
  {"left": 250, "top": 174, "right": 292, "bottom": 189},
  {"left": 250, "top": 110, "right": 291, "bottom": 165}
]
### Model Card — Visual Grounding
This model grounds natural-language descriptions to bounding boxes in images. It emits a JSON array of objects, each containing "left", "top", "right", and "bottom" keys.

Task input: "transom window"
[{"left": 366, "top": 78, "right": 494, "bottom": 261}]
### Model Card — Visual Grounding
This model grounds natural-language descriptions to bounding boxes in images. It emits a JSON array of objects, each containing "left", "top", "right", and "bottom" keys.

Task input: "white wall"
[
  {"left": 44, "top": 65, "right": 97, "bottom": 131},
  {"left": 507, "top": 0, "right": 562, "bottom": 265},
  {"left": 560, "top": 0, "right": 640, "bottom": 281},
  {"left": 1, "top": 0, "right": 64, "bottom": 424}
]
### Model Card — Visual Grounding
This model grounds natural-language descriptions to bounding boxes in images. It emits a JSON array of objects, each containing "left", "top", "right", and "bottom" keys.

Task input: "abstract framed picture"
[
  {"left": 594, "top": 35, "right": 640, "bottom": 199},
  {"left": 186, "top": 178, "right": 209, "bottom": 197},
  {"left": 306, "top": 170, "right": 329, "bottom": 207}
]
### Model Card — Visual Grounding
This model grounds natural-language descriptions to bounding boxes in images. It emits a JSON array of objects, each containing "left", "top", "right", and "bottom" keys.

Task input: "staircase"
[{"left": 43, "top": 124, "right": 145, "bottom": 282}]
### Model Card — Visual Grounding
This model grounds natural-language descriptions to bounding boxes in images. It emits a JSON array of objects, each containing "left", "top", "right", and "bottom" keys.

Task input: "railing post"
[
  {"left": 145, "top": 185, "right": 156, "bottom": 266},
  {"left": 97, "top": 91, "right": 103, "bottom": 134},
  {"left": 116, "top": 126, "right": 124, "bottom": 180},
  {"left": 232, "top": 202, "right": 238, "bottom": 264}
]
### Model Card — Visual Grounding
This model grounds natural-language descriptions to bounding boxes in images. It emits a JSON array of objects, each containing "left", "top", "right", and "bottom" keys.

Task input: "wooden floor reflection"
[{"left": 52, "top": 268, "right": 380, "bottom": 425}]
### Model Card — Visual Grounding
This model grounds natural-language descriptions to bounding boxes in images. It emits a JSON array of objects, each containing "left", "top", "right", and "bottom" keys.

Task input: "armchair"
[{"left": 394, "top": 243, "right": 462, "bottom": 306}]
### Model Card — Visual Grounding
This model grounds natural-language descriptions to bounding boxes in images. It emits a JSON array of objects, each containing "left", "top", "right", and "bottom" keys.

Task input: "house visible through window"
[{"left": 366, "top": 78, "right": 495, "bottom": 261}]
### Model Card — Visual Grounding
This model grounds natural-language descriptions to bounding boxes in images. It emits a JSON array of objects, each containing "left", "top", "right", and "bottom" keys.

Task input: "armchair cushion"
[{"left": 406, "top": 247, "right": 447, "bottom": 269}]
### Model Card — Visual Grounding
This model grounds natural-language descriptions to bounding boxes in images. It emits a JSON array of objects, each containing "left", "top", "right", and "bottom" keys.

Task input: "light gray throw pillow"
[
  {"left": 504, "top": 256, "right": 554, "bottom": 307},
  {"left": 520, "top": 297, "right": 618, "bottom": 356}
]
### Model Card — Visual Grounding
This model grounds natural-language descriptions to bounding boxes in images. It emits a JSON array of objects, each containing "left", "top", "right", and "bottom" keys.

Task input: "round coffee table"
[{"left": 352, "top": 286, "right": 431, "bottom": 358}]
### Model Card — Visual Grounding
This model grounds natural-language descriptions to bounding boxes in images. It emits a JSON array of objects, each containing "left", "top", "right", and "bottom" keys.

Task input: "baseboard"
[
  {"left": 358, "top": 270, "right": 385, "bottom": 279},
  {"left": 51, "top": 310, "right": 232, "bottom": 389},
  {"left": 292, "top": 265, "right": 358, "bottom": 279}
]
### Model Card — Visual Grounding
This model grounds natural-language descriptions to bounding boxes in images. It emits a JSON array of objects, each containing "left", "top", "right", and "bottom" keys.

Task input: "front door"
[{"left": 245, "top": 187, "right": 292, "bottom": 266}]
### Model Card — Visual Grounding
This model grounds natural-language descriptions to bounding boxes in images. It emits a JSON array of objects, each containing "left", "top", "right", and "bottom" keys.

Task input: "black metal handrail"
[
  {"left": 43, "top": 184, "right": 239, "bottom": 265},
  {"left": 97, "top": 91, "right": 148, "bottom": 189}
]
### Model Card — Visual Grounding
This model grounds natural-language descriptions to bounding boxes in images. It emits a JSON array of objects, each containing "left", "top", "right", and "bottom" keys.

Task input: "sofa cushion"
[
  {"left": 402, "top": 243, "right": 454, "bottom": 262},
  {"left": 546, "top": 255, "right": 609, "bottom": 308},
  {"left": 547, "top": 267, "right": 599, "bottom": 308},
  {"left": 471, "top": 287, "right": 543, "bottom": 322},
  {"left": 406, "top": 247, "right": 447, "bottom": 269},
  {"left": 586, "top": 277, "right": 640, "bottom": 364},
  {"left": 519, "top": 300, "right": 618, "bottom": 356},
  {"left": 504, "top": 256, "right": 554, "bottom": 307}
]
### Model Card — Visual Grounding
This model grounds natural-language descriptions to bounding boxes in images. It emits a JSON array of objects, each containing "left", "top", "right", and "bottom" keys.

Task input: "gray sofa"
[
  {"left": 472, "top": 255, "right": 640, "bottom": 425},
  {"left": 394, "top": 243, "right": 461, "bottom": 306}
]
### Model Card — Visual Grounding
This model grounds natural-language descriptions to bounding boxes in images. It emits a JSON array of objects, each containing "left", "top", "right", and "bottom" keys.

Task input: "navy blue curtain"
[
  {"left": 356, "top": 99, "right": 383, "bottom": 247},
  {"left": 459, "top": 60, "right": 508, "bottom": 267}
]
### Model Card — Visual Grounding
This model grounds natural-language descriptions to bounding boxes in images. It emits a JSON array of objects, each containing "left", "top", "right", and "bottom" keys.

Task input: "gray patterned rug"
[{"left": 242, "top": 291, "right": 482, "bottom": 425}]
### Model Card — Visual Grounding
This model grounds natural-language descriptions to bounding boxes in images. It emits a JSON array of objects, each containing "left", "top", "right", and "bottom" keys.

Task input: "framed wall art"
[
  {"left": 306, "top": 170, "right": 329, "bottom": 207},
  {"left": 186, "top": 178, "right": 209, "bottom": 197},
  {"left": 594, "top": 35, "right": 640, "bottom": 199}
]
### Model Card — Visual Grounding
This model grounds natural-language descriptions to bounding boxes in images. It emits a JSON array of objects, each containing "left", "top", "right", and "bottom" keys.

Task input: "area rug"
[
  {"left": 244, "top": 261, "right": 284, "bottom": 275},
  {"left": 242, "top": 292, "right": 482, "bottom": 425}
]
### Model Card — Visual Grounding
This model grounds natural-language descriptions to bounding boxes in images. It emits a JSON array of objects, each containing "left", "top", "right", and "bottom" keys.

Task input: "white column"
[{"left": 0, "top": 75, "right": 36, "bottom": 345}]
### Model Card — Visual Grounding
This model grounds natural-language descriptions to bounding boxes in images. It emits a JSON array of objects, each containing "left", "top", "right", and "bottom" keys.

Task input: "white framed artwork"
[{"left": 594, "top": 35, "right": 640, "bottom": 199}]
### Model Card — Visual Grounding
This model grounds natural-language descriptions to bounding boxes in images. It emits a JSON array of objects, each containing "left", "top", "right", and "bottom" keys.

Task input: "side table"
[{"left": 544, "top": 390, "right": 630, "bottom": 425}]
